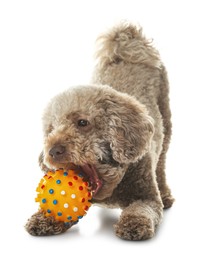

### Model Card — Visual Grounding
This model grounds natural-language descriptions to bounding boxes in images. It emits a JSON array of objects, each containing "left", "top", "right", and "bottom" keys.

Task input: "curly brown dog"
[{"left": 25, "top": 22, "right": 174, "bottom": 240}]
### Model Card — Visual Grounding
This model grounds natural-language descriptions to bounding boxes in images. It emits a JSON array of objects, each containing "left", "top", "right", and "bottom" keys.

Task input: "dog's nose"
[{"left": 49, "top": 145, "right": 66, "bottom": 159}]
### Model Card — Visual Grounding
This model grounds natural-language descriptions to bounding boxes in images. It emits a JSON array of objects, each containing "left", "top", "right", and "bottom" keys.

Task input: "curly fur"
[
  {"left": 25, "top": 22, "right": 174, "bottom": 240},
  {"left": 95, "top": 22, "right": 161, "bottom": 68},
  {"left": 25, "top": 211, "right": 73, "bottom": 236}
]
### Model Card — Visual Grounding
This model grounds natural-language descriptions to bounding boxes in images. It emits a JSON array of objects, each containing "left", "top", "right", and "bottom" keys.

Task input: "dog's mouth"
[
  {"left": 47, "top": 157, "right": 103, "bottom": 197},
  {"left": 63, "top": 163, "right": 103, "bottom": 197},
  {"left": 80, "top": 164, "right": 103, "bottom": 197}
]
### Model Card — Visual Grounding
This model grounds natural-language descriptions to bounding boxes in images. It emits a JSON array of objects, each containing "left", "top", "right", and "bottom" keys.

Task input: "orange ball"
[{"left": 35, "top": 169, "right": 92, "bottom": 223}]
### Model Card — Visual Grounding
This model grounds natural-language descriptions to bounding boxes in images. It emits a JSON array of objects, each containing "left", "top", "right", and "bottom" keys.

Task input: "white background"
[{"left": 0, "top": 0, "right": 198, "bottom": 259}]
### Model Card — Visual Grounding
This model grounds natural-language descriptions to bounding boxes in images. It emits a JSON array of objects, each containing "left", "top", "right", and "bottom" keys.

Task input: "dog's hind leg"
[
  {"left": 156, "top": 66, "right": 174, "bottom": 209},
  {"left": 156, "top": 151, "right": 174, "bottom": 209}
]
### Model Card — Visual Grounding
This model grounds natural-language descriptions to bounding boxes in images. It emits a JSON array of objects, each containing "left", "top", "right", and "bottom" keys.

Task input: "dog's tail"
[{"left": 95, "top": 21, "right": 161, "bottom": 68}]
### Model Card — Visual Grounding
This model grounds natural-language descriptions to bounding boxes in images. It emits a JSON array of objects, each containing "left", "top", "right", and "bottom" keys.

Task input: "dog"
[{"left": 25, "top": 22, "right": 174, "bottom": 240}]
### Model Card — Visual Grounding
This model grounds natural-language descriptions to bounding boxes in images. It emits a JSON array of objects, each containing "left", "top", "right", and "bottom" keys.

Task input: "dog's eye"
[{"left": 77, "top": 119, "right": 90, "bottom": 127}]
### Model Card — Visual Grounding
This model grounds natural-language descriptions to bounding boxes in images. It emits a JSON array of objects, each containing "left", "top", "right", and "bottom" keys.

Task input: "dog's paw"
[
  {"left": 25, "top": 211, "right": 74, "bottom": 236},
  {"left": 114, "top": 214, "right": 154, "bottom": 241},
  {"left": 162, "top": 194, "right": 175, "bottom": 209}
]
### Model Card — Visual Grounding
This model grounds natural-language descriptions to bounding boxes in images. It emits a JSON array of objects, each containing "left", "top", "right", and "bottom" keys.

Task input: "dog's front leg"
[
  {"left": 114, "top": 155, "right": 163, "bottom": 241},
  {"left": 25, "top": 211, "right": 76, "bottom": 236},
  {"left": 114, "top": 199, "right": 163, "bottom": 240}
]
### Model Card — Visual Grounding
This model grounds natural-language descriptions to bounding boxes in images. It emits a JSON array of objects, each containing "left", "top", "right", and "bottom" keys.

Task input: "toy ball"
[{"left": 35, "top": 168, "right": 92, "bottom": 223}]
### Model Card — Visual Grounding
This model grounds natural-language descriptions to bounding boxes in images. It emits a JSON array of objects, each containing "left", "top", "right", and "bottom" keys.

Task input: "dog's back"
[
  {"left": 93, "top": 22, "right": 167, "bottom": 117},
  {"left": 92, "top": 22, "right": 174, "bottom": 209}
]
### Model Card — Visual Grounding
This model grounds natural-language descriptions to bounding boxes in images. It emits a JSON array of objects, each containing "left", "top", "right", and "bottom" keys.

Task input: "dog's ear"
[
  {"left": 38, "top": 151, "right": 51, "bottom": 172},
  {"left": 105, "top": 92, "right": 154, "bottom": 164}
]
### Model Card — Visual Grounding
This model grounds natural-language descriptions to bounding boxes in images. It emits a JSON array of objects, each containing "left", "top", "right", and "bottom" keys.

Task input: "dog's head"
[{"left": 41, "top": 85, "right": 154, "bottom": 200}]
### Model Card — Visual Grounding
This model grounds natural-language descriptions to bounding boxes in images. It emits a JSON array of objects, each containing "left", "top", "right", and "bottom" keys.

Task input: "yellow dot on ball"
[
  {"left": 73, "top": 207, "right": 78, "bottom": 212},
  {"left": 61, "top": 190, "right": 66, "bottom": 195},
  {"left": 71, "top": 194, "right": 76, "bottom": 199},
  {"left": 64, "top": 203, "right": 69, "bottom": 208}
]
